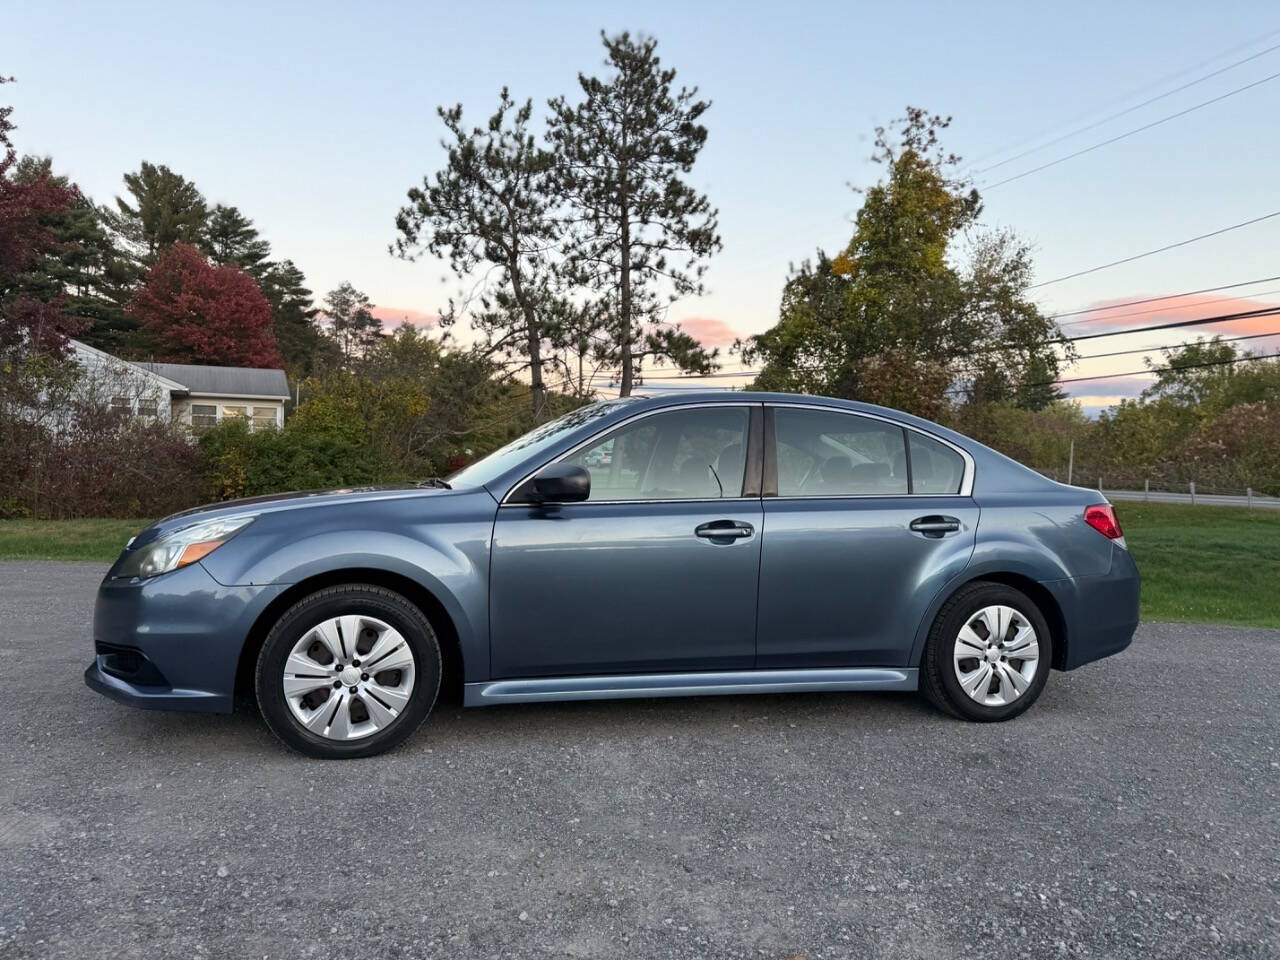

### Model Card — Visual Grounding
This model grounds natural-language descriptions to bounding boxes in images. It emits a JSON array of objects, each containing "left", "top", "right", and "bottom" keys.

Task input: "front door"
[
  {"left": 490, "top": 404, "right": 764, "bottom": 679},
  {"left": 755, "top": 405, "right": 979, "bottom": 668}
]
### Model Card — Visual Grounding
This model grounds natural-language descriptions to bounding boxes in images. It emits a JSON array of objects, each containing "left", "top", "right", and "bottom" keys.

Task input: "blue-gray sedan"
[{"left": 85, "top": 392, "right": 1140, "bottom": 758}]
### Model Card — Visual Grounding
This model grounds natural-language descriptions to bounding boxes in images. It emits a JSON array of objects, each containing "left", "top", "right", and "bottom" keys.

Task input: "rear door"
[
  {"left": 755, "top": 405, "right": 979, "bottom": 668},
  {"left": 489, "top": 403, "right": 764, "bottom": 679}
]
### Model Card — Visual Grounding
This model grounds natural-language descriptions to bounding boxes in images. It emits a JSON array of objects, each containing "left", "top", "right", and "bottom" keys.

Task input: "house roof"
[{"left": 136, "top": 361, "right": 290, "bottom": 400}]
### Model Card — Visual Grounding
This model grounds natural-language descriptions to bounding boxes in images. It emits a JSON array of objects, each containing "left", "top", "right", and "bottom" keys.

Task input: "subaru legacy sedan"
[{"left": 86, "top": 392, "right": 1139, "bottom": 759}]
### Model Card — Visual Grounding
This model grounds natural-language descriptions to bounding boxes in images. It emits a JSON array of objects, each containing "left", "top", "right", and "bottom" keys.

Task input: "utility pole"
[{"left": 1067, "top": 439, "right": 1074, "bottom": 485}]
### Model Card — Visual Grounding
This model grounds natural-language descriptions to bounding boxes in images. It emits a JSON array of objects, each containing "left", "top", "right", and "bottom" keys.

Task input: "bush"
[
  {"left": 199, "top": 418, "right": 396, "bottom": 501},
  {"left": 0, "top": 406, "right": 207, "bottom": 519},
  {"left": 1177, "top": 402, "right": 1280, "bottom": 497}
]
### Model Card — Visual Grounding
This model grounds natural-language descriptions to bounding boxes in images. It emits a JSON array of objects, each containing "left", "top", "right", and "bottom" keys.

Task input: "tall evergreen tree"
[
  {"left": 201, "top": 203, "right": 271, "bottom": 276},
  {"left": 108, "top": 161, "right": 207, "bottom": 259},
  {"left": 547, "top": 32, "right": 722, "bottom": 396},
  {"left": 260, "top": 259, "right": 333, "bottom": 374},
  {"left": 13, "top": 157, "right": 139, "bottom": 351},
  {"left": 394, "top": 89, "right": 560, "bottom": 416},
  {"left": 323, "top": 281, "right": 382, "bottom": 362},
  {"left": 0, "top": 84, "right": 83, "bottom": 362}
]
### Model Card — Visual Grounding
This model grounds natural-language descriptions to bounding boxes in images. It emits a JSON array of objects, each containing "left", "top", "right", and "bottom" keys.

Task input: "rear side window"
[
  {"left": 909, "top": 432, "right": 965, "bottom": 494},
  {"left": 773, "top": 408, "right": 908, "bottom": 496}
]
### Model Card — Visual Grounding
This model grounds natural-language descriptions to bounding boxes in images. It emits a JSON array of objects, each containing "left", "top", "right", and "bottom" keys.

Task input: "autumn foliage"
[
  {"left": 127, "top": 243, "right": 281, "bottom": 367},
  {"left": 0, "top": 80, "right": 82, "bottom": 357}
]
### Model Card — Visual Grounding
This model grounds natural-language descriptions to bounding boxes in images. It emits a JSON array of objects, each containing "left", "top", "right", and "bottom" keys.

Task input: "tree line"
[{"left": 4, "top": 33, "right": 1278, "bottom": 519}]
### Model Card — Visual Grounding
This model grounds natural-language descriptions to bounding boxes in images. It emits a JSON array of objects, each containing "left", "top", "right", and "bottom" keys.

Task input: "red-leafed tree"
[
  {"left": 127, "top": 243, "right": 282, "bottom": 367},
  {"left": 0, "top": 75, "right": 83, "bottom": 359}
]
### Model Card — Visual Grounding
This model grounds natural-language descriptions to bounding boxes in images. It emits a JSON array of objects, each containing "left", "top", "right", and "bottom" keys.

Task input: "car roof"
[{"left": 625, "top": 390, "right": 945, "bottom": 430}]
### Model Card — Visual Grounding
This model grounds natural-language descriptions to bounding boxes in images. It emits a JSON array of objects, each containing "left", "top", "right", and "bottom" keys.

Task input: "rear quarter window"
[{"left": 909, "top": 432, "right": 965, "bottom": 494}]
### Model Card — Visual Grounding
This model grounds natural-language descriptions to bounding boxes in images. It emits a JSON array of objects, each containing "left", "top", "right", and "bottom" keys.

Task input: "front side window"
[
  {"left": 222, "top": 405, "right": 248, "bottom": 421},
  {"left": 773, "top": 408, "right": 908, "bottom": 497},
  {"left": 110, "top": 396, "right": 132, "bottom": 416},
  {"left": 137, "top": 397, "right": 158, "bottom": 418},
  {"left": 448, "top": 400, "right": 636, "bottom": 490},
  {"left": 563, "top": 406, "right": 751, "bottom": 501}
]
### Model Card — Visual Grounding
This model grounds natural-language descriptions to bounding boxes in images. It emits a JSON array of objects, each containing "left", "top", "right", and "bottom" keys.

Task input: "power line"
[
  {"left": 623, "top": 305, "right": 1280, "bottom": 387},
  {"left": 1028, "top": 211, "right": 1280, "bottom": 289},
  {"left": 1057, "top": 288, "right": 1280, "bottom": 329},
  {"left": 1054, "top": 285, "right": 1280, "bottom": 330},
  {"left": 1053, "top": 276, "right": 1280, "bottom": 324},
  {"left": 640, "top": 304, "right": 1280, "bottom": 381},
  {"left": 967, "top": 27, "right": 1280, "bottom": 167},
  {"left": 976, "top": 41, "right": 1280, "bottom": 175},
  {"left": 1042, "top": 349, "right": 1280, "bottom": 387},
  {"left": 1065, "top": 304, "right": 1280, "bottom": 342},
  {"left": 982, "top": 70, "right": 1280, "bottom": 190},
  {"left": 1072, "top": 327, "right": 1280, "bottom": 362}
]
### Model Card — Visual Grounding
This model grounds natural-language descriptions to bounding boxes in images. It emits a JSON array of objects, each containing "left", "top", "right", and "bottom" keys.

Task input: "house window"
[
  {"left": 191, "top": 404, "right": 218, "bottom": 429},
  {"left": 251, "top": 408, "right": 279, "bottom": 431},
  {"left": 187, "top": 402, "right": 281, "bottom": 432},
  {"left": 111, "top": 396, "right": 132, "bottom": 415},
  {"left": 137, "top": 397, "right": 158, "bottom": 418}
]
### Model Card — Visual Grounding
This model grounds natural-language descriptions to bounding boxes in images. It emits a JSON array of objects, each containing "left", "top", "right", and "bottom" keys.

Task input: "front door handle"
[
  {"left": 694, "top": 519, "right": 754, "bottom": 542},
  {"left": 909, "top": 515, "right": 961, "bottom": 538}
]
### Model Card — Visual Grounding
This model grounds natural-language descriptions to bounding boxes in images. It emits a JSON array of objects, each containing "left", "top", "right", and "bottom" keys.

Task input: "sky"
[{"left": 7, "top": 0, "right": 1280, "bottom": 414}]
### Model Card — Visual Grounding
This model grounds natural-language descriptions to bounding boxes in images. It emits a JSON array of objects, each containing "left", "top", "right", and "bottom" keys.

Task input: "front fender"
[{"left": 199, "top": 494, "right": 496, "bottom": 681}]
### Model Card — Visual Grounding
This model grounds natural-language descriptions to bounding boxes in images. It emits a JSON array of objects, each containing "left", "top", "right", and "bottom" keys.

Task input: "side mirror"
[{"left": 526, "top": 463, "right": 590, "bottom": 504}]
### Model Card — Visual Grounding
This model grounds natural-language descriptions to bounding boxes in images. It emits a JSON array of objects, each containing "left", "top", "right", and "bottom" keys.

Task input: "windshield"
[{"left": 446, "top": 400, "right": 637, "bottom": 490}]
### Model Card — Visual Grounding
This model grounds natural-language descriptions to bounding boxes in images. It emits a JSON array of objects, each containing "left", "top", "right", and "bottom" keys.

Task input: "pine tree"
[
  {"left": 394, "top": 89, "right": 560, "bottom": 416},
  {"left": 13, "top": 158, "right": 139, "bottom": 351},
  {"left": 547, "top": 32, "right": 722, "bottom": 395},
  {"left": 323, "top": 281, "right": 382, "bottom": 362},
  {"left": 108, "top": 161, "right": 207, "bottom": 260},
  {"left": 202, "top": 203, "right": 271, "bottom": 276},
  {"left": 260, "top": 260, "right": 333, "bottom": 375}
]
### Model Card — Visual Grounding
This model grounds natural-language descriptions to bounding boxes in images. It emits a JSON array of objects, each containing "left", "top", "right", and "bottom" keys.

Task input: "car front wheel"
[
  {"left": 255, "top": 584, "right": 441, "bottom": 759},
  {"left": 919, "top": 581, "right": 1053, "bottom": 721}
]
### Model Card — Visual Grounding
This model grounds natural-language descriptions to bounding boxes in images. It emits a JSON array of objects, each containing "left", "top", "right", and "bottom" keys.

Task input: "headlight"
[{"left": 116, "top": 515, "right": 256, "bottom": 579}]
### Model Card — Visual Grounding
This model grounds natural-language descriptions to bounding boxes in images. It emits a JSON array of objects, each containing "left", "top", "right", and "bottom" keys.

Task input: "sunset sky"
[{"left": 7, "top": 0, "right": 1280, "bottom": 413}]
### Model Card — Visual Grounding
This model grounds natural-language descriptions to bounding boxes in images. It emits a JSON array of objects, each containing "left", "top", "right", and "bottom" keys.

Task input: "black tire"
[
  {"left": 255, "top": 584, "right": 441, "bottom": 759},
  {"left": 919, "top": 580, "right": 1053, "bottom": 722}
]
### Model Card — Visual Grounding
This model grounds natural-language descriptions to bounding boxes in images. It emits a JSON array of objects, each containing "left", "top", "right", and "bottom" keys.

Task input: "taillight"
[{"left": 1084, "top": 504, "right": 1123, "bottom": 540}]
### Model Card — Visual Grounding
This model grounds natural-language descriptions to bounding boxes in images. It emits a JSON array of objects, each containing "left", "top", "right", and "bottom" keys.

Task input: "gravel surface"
[{"left": 1, "top": 561, "right": 1277, "bottom": 959}]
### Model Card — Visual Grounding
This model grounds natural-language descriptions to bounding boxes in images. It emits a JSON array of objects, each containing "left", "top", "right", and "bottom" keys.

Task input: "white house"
[{"left": 69, "top": 340, "right": 290, "bottom": 431}]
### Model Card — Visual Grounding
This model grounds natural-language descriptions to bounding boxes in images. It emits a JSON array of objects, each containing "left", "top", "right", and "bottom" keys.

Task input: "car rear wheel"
[
  {"left": 255, "top": 584, "right": 441, "bottom": 759},
  {"left": 919, "top": 581, "right": 1053, "bottom": 721}
]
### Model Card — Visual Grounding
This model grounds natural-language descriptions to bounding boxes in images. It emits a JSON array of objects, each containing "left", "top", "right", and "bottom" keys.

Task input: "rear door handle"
[
  {"left": 909, "top": 515, "right": 961, "bottom": 538},
  {"left": 694, "top": 519, "right": 754, "bottom": 541}
]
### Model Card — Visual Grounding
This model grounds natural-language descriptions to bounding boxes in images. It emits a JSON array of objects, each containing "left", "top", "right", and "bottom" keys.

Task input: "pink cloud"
[
  {"left": 677, "top": 315, "right": 740, "bottom": 347},
  {"left": 1058, "top": 292, "right": 1280, "bottom": 337},
  {"left": 370, "top": 305, "right": 440, "bottom": 329},
  {"left": 1062, "top": 376, "right": 1151, "bottom": 400}
]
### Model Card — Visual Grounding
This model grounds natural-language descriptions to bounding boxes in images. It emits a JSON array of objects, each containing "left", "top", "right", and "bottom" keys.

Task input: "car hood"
[{"left": 125, "top": 484, "right": 461, "bottom": 550}]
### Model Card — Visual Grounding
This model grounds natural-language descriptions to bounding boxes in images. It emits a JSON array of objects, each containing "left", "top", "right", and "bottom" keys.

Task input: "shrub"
[
  {"left": 199, "top": 418, "right": 395, "bottom": 501},
  {"left": 0, "top": 406, "right": 206, "bottom": 519}
]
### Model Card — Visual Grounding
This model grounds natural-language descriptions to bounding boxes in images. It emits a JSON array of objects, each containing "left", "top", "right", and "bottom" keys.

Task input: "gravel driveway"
[{"left": 1, "top": 561, "right": 1277, "bottom": 959}]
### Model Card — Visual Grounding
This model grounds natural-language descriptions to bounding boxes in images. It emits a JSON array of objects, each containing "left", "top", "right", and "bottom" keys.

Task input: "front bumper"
[
  {"left": 84, "top": 659, "right": 229, "bottom": 712},
  {"left": 84, "top": 561, "right": 285, "bottom": 714}
]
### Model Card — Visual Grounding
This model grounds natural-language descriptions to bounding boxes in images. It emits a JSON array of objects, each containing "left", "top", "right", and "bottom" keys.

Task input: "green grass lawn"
[
  {"left": 0, "top": 518, "right": 150, "bottom": 564},
  {"left": 1116, "top": 502, "right": 1280, "bottom": 628},
  {"left": 0, "top": 503, "right": 1276, "bottom": 627}
]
